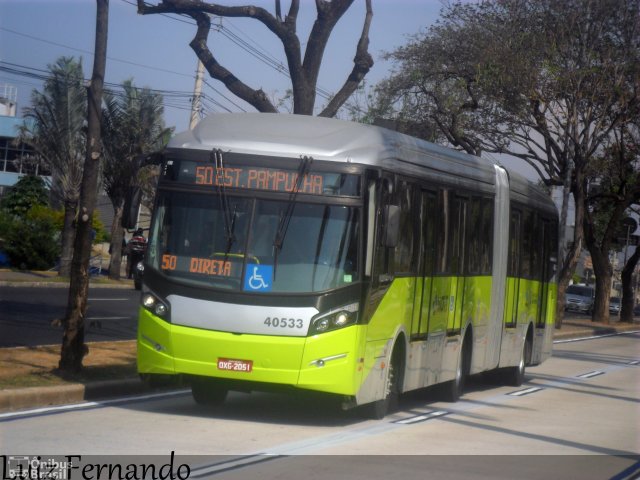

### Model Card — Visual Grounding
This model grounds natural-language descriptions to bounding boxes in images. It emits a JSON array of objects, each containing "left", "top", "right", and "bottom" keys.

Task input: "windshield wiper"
[
  {"left": 211, "top": 149, "right": 235, "bottom": 257},
  {"left": 272, "top": 155, "right": 313, "bottom": 275}
]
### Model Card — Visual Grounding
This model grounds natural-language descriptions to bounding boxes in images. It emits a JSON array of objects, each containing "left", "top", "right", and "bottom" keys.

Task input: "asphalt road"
[
  {"left": 0, "top": 286, "right": 140, "bottom": 347},
  {"left": 1, "top": 333, "right": 638, "bottom": 479}
]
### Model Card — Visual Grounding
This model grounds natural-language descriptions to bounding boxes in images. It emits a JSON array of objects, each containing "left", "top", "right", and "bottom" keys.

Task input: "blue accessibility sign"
[{"left": 244, "top": 264, "right": 273, "bottom": 292}]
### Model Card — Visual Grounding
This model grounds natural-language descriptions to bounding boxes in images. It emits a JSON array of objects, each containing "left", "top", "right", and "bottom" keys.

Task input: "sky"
[{"left": 0, "top": 0, "right": 443, "bottom": 133}]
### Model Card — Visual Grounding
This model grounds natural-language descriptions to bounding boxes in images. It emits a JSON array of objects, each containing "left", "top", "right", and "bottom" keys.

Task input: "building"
[
  {"left": 0, "top": 84, "right": 51, "bottom": 197},
  {"left": 0, "top": 84, "right": 114, "bottom": 229}
]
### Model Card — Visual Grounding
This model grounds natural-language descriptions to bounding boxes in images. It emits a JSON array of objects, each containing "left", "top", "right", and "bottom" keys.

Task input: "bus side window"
[
  {"left": 435, "top": 189, "right": 450, "bottom": 274},
  {"left": 481, "top": 198, "right": 494, "bottom": 274},
  {"left": 373, "top": 175, "right": 395, "bottom": 283},
  {"left": 467, "top": 198, "right": 482, "bottom": 275},
  {"left": 521, "top": 209, "right": 534, "bottom": 279},
  {"left": 450, "top": 195, "right": 467, "bottom": 276},
  {"left": 395, "top": 181, "right": 418, "bottom": 275},
  {"left": 508, "top": 210, "right": 522, "bottom": 277}
]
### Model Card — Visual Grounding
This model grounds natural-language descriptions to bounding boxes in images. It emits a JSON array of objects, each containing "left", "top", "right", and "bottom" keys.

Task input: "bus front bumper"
[{"left": 137, "top": 309, "right": 361, "bottom": 396}]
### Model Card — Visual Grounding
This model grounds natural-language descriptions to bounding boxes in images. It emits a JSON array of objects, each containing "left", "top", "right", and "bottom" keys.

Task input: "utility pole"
[
  {"left": 59, "top": 0, "right": 109, "bottom": 373},
  {"left": 189, "top": 59, "right": 204, "bottom": 129}
]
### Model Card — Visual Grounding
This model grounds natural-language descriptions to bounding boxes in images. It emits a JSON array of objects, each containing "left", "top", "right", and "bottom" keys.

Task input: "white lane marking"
[
  {"left": 394, "top": 410, "right": 449, "bottom": 424},
  {"left": 190, "top": 454, "right": 283, "bottom": 478},
  {"left": 576, "top": 371, "right": 605, "bottom": 379},
  {"left": 507, "top": 387, "right": 544, "bottom": 396}
]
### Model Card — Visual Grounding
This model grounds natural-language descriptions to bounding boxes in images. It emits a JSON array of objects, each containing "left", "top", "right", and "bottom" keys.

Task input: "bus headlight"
[
  {"left": 310, "top": 303, "right": 358, "bottom": 335},
  {"left": 142, "top": 291, "right": 170, "bottom": 320}
]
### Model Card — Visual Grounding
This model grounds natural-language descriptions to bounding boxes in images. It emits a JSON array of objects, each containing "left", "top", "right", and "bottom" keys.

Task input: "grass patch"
[{"left": 0, "top": 341, "right": 138, "bottom": 390}]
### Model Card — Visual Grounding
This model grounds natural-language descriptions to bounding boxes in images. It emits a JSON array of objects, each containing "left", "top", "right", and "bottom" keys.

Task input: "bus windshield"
[{"left": 147, "top": 190, "right": 359, "bottom": 293}]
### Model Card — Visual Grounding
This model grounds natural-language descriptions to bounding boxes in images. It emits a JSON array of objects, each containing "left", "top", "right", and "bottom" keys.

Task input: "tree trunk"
[
  {"left": 108, "top": 204, "right": 124, "bottom": 280},
  {"left": 59, "top": 0, "right": 108, "bottom": 373},
  {"left": 555, "top": 163, "right": 574, "bottom": 329},
  {"left": 620, "top": 246, "right": 640, "bottom": 323},
  {"left": 556, "top": 171, "right": 585, "bottom": 329},
  {"left": 590, "top": 248, "right": 612, "bottom": 324},
  {"left": 58, "top": 200, "right": 77, "bottom": 277}
]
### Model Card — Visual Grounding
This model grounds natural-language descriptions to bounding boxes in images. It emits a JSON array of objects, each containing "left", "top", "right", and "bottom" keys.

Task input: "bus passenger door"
[
  {"left": 448, "top": 196, "right": 467, "bottom": 334},
  {"left": 537, "top": 220, "right": 551, "bottom": 327},
  {"left": 410, "top": 190, "right": 437, "bottom": 340},
  {"left": 504, "top": 210, "right": 521, "bottom": 329}
]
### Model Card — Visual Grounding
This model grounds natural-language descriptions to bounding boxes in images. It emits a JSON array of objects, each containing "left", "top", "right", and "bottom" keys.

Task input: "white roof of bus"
[{"left": 168, "top": 112, "right": 496, "bottom": 177}]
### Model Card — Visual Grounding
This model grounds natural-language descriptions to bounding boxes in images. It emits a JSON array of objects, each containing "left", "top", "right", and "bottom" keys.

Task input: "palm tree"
[
  {"left": 101, "top": 79, "right": 172, "bottom": 279},
  {"left": 18, "top": 57, "right": 87, "bottom": 277}
]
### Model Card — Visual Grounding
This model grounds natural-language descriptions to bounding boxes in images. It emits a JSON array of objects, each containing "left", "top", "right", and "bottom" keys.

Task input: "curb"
[
  {"left": 552, "top": 324, "right": 640, "bottom": 340},
  {"left": 0, "top": 378, "right": 152, "bottom": 413}
]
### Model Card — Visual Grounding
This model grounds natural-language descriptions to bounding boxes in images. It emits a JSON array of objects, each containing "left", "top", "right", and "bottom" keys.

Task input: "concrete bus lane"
[{"left": 1, "top": 333, "right": 638, "bottom": 479}]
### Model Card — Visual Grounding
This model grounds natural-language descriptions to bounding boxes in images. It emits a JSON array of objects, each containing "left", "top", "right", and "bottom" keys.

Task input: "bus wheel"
[
  {"left": 503, "top": 337, "right": 531, "bottom": 387},
  {"left": 444, "top": 336, "right": 470, "bottom": 402},
  {"left": 366, "top": 354, "right": 400, "bottom": 419},
  {"left": 191, "top": 378, "right": 228, "bottom": 406}
]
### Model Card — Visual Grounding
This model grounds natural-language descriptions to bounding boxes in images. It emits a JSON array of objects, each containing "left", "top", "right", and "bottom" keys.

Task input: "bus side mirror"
[
  {"left": 383, "top": 204, "right": 400, "bottom": 248},
  {"left": 122, "top": 186, "right": 142, "bottom": 229}
]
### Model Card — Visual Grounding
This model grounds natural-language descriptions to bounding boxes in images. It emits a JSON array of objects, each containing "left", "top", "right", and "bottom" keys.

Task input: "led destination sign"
[
  {"left": 195, "top": 165, "right": 323, "bottom": 194},
  {"left": 164, "top": 160, "right": 361, "bottom": 197}
]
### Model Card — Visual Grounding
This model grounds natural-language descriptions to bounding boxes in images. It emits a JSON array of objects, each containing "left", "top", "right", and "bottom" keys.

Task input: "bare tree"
[
  {"left": 136, "top": 0, "right": 373, "bottom": 117},
  {"left": 59, "top": 0, "right": 109, "bottom": 373}
]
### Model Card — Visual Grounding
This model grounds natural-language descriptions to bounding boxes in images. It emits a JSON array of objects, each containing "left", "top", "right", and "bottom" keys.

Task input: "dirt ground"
[{"left": 0, "top": 341, "right": 137, "bottom": 389}]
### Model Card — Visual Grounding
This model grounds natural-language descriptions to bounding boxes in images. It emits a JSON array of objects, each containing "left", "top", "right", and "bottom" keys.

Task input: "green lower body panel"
[{"left": 137, "top": 308, "right": 361, "bottom": 396}]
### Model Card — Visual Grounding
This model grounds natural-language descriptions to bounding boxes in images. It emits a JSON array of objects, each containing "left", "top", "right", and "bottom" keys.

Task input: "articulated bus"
[{"left": 136, "top": 113, "right": 558, "bottom": 418}]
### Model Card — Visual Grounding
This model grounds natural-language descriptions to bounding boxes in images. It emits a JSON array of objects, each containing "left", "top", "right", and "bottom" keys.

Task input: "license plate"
[{"left": 217, "top": 358, "right": 253, "bottom": 373}]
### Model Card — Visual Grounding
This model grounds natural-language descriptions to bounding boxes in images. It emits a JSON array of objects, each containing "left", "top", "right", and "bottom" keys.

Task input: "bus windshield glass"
[{"left": 147, "top": 191, "right": 359, "bottom": 293}]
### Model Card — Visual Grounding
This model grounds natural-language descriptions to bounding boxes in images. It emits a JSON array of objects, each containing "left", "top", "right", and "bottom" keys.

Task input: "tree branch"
[
  {"left": 190, "top": 11, "right": 278, "bottom": 113},
  {"left": 138, "top": 1, "right": 281, "bottom": 113},
  {"left": 320, "top": 0, "right": 373, "bottom": 117}
]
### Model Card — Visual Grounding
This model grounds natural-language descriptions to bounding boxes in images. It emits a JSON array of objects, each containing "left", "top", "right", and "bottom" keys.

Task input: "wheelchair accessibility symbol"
[{"left": 244, "top": 264, "right": 273, "bottom": 292}]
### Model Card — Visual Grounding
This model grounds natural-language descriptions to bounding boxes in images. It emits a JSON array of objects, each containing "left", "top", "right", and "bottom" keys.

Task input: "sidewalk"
[{"left": 1, "top": 269, "right": 639, "bottom": 413}]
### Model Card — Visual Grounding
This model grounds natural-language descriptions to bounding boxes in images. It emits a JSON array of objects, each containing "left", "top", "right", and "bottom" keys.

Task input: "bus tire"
[
  {"left": 191, "top": 378, "right": 228, "bottom": 406},
  {"left": 444, "top": 333, "right": 471, "bottom": 402},
  {"left": 366, "top": 349, "right": 401, "bottom": 419},
  {"left": 503, "top": 336, "right": 531, "bottom": 387}
]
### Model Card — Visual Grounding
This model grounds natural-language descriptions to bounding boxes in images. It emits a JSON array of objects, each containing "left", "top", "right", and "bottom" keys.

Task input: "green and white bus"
[{"left": 135, "top": 113, "right": 558, "bottom": 418}]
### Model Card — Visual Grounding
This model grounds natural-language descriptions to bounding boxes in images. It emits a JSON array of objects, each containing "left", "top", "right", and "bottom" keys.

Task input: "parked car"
[
  {"left": 609, "top": 297, "right": 621, "bottom": 315},
  {"left": 565, "top": 284, "right": 595, "bottom": 314}
]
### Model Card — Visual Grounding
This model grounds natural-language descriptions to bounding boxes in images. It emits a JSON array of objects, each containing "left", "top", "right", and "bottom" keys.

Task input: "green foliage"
[
  {"left": 49, "top": 209, "right": 107, "bottom": 244},
  {"left": 91, "top": 213, "right": 108, "bottom": 244},
  {"left": 0, "top": 175, "right": 49, "bottom": 217},
  {"left": 1, "top": 206, "right": 60, "bottom": 270}
]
